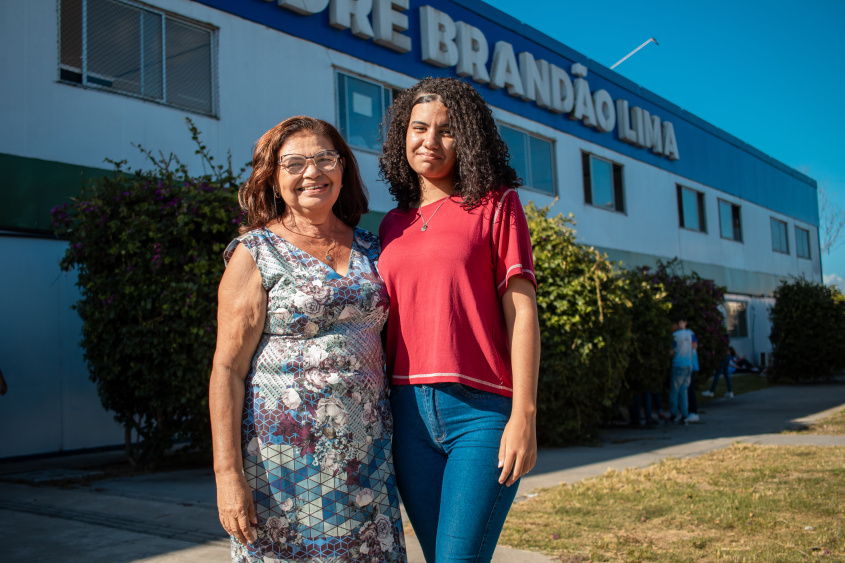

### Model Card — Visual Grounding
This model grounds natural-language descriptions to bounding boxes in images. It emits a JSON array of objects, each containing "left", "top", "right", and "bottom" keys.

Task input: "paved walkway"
[{"left": 2, "top": 377, "right": 844, "bottom": 562}]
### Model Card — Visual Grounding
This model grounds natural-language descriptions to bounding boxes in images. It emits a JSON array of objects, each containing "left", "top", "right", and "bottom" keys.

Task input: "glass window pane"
[
  {"left": 719, "top": 200, "right": 733, "bottom": 239},
  {"left": 339, "top": 74, "right": 383, "bottom": 151},
  {"left": 771, "top": 219, "right": 788, "bottom": 253},
  {"left": 529, "top": 136, "right": 554, "bottom": 194},
  {"left": 499, "top": 126, "right": 528, "bottom": 187},
  {"left": 165, "top": 19, "right": 212, "bottom": 113},
  {"left": 681, "top": 187, "right": 700, "bottom": 231},
  {"left": 726, "top": 301, "right": 748, "bottom": 338},
  {"left": 796, "top": 227, "right": 810, "bottom": 258},
  {"left": 732, "top": 205, "right": 742, "bottom": 241},
  {"left": 590, "top": 157, "right": 614, "bottom": 209},
  {"left": 141, "top": 11, "right": 162, "bottom": 99},
  {"left": 87, "top": 0, "right": 143, "bottom": 92},
  {"left": 60, "top": 0, "right": 83, "bottom": 75}
]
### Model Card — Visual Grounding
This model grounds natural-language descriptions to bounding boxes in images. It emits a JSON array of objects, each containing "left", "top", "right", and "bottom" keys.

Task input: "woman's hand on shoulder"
[
  {"left": 215, "top": 471, "right": 258, "bottom": 545},
  {"left": 498, "top": 409, "right": 537, "bottom": 487}
]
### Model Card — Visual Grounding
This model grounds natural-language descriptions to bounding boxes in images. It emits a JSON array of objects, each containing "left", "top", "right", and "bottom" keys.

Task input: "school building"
[{"left": 0, "top": 0, "right": 820, "bottom": 457}]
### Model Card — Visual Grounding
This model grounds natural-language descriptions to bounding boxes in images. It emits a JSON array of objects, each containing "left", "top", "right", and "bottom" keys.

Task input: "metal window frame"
[
  {"left": 795, "top": 226, "right": 811, "bottom": 259},
  {"left": 677, "top": 184, "right": 707, "bottom": 233},
  {"left": 497, "top": 123, "right": 557, "bottom": 196},
  {"left": 584, "top": 153, "right": 624, "bottom": 213},
  {"left": 770, "top": 217, "right": 790, "bottom": 254},
  {"left": 57, "top": 0, "right": 218, "bottom": 117},
  {"left": 335, "top": 69, "right": 395, "bottom": 154},
  {"left": 717, "top": 198, "right": 742, "bottom": 242}
]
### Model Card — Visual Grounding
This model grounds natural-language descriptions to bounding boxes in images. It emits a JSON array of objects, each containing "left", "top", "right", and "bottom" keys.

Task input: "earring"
[{"left": 272, "top": 189, "right": 279, "bottom": 218}]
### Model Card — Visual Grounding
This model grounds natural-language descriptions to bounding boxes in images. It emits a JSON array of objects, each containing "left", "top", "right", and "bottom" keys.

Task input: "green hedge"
[
  {"left": 526, "top": 204, "right": 633, "bottom": 443},
  {"left": 769, "top": 278, "right": 845, "bottom": 382}
]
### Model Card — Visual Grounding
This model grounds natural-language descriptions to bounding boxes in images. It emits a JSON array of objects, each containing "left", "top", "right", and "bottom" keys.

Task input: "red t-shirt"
[{"left": 377, "top": 188, "right": 536, "bottom": 397}]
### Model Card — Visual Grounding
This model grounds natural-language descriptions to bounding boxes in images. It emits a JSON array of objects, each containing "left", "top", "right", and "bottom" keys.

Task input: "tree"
[{"left": 819, "top": 182, "right": 845, "bottom": 255}]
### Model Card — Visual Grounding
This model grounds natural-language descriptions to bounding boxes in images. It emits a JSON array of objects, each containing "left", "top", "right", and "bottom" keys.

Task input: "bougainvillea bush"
[
  {"left": 52, "top": 120, "right": 244, "bottom": 467},
  {"left": 525, "top": 203, "right": 633, "bottom": 444},
  {"left": 769, "top": 278, "right": 845, "bottom": 382}
]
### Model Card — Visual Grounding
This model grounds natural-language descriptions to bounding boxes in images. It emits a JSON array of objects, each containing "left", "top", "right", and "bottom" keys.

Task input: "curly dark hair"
[
  {"left": 379, "top": 77, "right": 520, "bottom": 210},
  {"left": 238, "top": 116, "right": 369, "bottom": 234}
]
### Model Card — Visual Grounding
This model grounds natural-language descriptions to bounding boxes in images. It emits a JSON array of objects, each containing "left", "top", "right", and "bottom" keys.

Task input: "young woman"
[{"left": 377, "top": 77, "right": 541, "bottom": 562}]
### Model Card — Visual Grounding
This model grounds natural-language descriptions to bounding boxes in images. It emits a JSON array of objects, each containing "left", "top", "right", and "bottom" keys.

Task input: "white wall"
[{"left": 0, "top": 236, "right": 124, "bottom": 458}]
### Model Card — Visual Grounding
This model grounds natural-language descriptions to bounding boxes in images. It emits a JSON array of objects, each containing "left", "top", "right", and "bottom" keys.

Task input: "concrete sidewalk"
[{"left": 2, "top": 377, "right": 844, "bottom": 563}]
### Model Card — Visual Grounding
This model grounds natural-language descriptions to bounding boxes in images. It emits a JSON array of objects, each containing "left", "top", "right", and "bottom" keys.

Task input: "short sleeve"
[
  {"left": 222, "top": 230, "right": 283, "bottom": 291},
  {"left": 491, "top": 189, "right": 537, "bottom": 298}
]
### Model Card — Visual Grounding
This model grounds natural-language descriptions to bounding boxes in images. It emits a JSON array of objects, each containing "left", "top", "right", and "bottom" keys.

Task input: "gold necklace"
[{"left": 281, "top": 216, "right": 337, "bottom": 263}]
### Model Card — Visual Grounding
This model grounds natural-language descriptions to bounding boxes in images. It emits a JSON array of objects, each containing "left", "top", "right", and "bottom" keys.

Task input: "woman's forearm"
[{"left": 210, "top": 365, "right": 247, "bottom": 476}]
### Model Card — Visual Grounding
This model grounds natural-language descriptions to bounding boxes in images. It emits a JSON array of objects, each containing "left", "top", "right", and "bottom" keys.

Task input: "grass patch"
[
  {"left": 501, "top": 443, "right": 845, "bottom": 561},
  {"left": 697, "top": 372, "right": 772, "bottom": 403},
  {"left": 785, "top": 408, "right": 845, "bottom": 436}
]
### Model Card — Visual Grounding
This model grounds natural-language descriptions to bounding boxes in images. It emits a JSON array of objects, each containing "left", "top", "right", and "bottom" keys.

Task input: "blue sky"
[{"left": 484, "top": 0, "right": 845, "bottom": 289}]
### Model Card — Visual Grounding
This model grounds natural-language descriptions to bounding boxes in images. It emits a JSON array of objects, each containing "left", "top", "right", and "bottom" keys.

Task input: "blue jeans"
[
  {"left": 670, "top": 366, "right": 692, "bottom": 418},
  {"left": 710, "top": 358, "right": 734, "bottom": 393},
  {"left": 390, "top": 383, "right": 518, "bottom": 563}
]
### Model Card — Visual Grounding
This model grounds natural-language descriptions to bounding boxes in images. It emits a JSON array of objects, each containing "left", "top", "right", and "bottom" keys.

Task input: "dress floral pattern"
[{"left": 223, "top": 227, "right": 406, "bottom": 563}]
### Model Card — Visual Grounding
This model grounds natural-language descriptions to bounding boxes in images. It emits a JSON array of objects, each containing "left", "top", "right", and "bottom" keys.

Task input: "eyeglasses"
[{"left": 278, "top": 150, "right": 341, "bottom": 175}]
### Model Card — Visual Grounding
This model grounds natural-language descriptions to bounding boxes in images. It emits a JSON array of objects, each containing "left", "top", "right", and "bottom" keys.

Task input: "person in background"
[
  {"left": 669, "top": 316, "right": 697, "bottom": 424},
  {"left": 209, "top": 116, "right": 406, "bottom": 563},
  {"left": 686, "top": 346, "right": 701, "bottom": 422},
  {"left": 703, "top": 346, "right": 738, "bottom": 398},
  {"left": 378, "top": 77, "right": 541, "bottom": 563}
]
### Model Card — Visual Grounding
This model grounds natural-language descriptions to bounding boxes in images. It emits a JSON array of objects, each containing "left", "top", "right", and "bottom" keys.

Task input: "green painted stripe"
[{"left": 0, "top": 153, "right": 112, "bottom": 232}]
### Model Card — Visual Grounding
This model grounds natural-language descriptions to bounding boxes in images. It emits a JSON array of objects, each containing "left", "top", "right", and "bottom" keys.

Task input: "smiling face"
[
  {"left": 275, "top": 132, "right": 344, "bottom": 218},
  {"left": 405, "top": 99, "right": 457, "bottom": 191}
]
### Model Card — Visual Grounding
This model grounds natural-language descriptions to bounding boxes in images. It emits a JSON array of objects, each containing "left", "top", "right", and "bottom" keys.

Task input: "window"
[
  {"left": 59, "top": 0, "right": 218, "bottom": 116},
  {"left": 498, "top": 125, "right": 555, "bottom": 194},
  {"left": 677, "top": 185, "right": 706, "bottom": 232},
  {"left": 796, "top": 226, "right": 811, "bottom": 259},
  {"left": 337, "top": 72, "right": 397, "bottom": 152},
  {"left": 771, "top": 218, "right": 789, "bottom": 254},
  {"left": 725, "top": 301, "right": 749, "bottom": 338},
  {"left": 581, "top": 152, "right": 624, "bottom": 212},
  {"left": 718, "top": 199, "right": 742, "bottom": 242}
]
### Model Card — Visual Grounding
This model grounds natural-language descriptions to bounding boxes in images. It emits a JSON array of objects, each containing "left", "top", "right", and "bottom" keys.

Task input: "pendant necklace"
[
  {"left": 418, "top": 196, "right": 450, "bottom": 232},
  {"left": 281, "top": 215, "right": 337, "bottom": 263}
]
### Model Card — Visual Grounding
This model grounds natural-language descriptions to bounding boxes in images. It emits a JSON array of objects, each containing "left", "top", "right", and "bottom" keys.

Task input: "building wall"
[
  {"left": 0, "top": 236, "right": 124, "bottom": 457},
  {"left": 0, "top": 0, "right": 821, "bottom": 456}
]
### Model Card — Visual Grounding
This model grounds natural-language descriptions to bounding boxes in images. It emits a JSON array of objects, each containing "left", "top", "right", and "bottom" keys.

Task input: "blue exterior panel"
[{"left": 192, "top": 0, "right": 818, "bottom": 226}]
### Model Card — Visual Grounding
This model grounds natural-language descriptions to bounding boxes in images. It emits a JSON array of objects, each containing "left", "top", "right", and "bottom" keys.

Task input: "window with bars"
[
  {"left": 582, "top": 152, "right": 624, "bottom": 213},
  {"left": 677, "top": 185, "right": 706, "bottom": 233},
  {"left": 59, "top": 0, "right": 217, "bottom": 116},
  {"left": 498, "top": 125, "right": 556, "bottom": 195}
]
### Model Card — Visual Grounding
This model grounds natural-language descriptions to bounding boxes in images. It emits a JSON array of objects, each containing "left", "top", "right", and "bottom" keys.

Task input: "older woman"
[
  {"left": 378, "top": 77, "right": 541, "bottom": 562},
  {"left": 209, "top": 116, "right": 406, "bottom": 563}
]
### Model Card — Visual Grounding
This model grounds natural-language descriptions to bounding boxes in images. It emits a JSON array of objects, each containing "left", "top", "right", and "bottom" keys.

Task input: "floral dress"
[{"left": 223, "top": 227, "right": 406, "bottom": 563}]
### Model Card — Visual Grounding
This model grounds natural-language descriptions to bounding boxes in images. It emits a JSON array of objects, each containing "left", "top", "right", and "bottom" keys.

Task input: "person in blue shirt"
[{"left": 669, "top": 316, "right": 697, "bottom": 423}]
